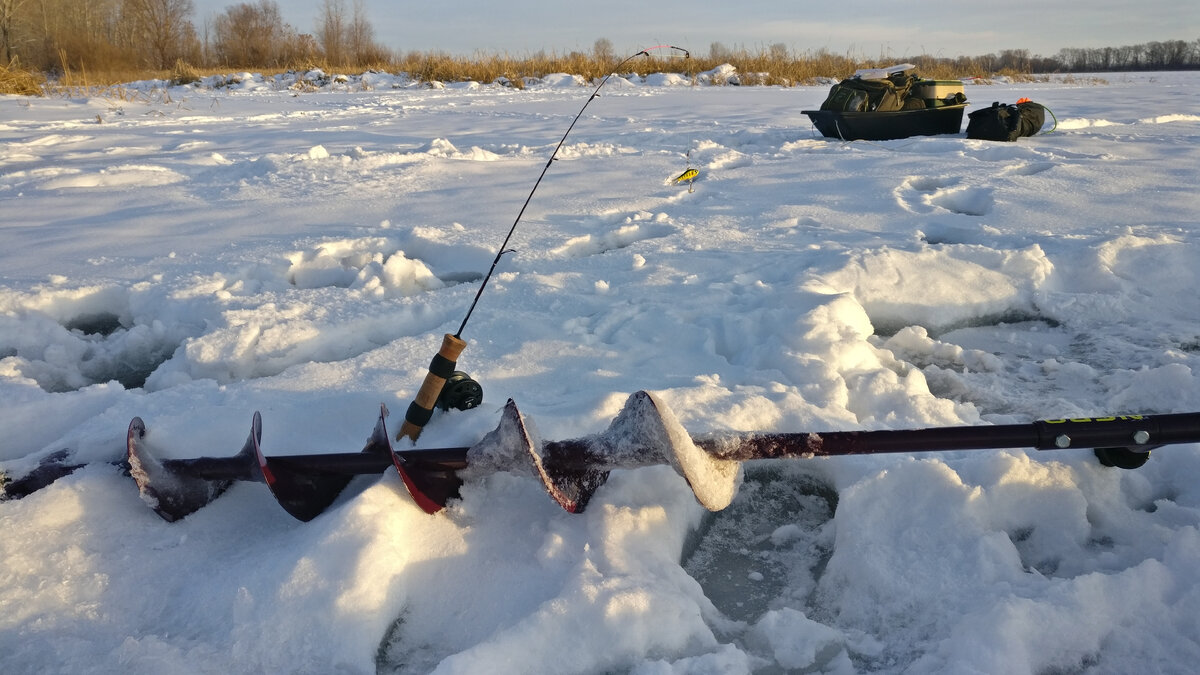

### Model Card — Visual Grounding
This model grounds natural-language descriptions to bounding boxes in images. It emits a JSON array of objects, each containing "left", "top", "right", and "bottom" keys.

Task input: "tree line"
[
  {"left": 1054, "top": 41, "right": 1199, "bottom": 71},
  {"left": 0, "top": 0, "right": 388, "bottom": 72},
  {"left": 1, "top": 0, "right": 1197, "bottom": 76}
]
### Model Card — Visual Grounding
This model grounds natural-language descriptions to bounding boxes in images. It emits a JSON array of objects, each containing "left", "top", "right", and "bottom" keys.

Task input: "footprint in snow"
[
  {"left": 894, "top": 175, "right": 995, "bottom": 216},
  {"left": 999, "top": 161, "right": 1055, "bottom": 176},
  {"left": 927, "top": 185, "right": 995, "bottom": 216},
  {"left": 551, "top": 220, "right": 675, "bottom": 258}
]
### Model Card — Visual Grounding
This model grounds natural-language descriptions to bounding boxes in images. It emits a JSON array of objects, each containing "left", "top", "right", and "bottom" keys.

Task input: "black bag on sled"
[
  {"left": 820, "top": 71, "right": 922, "bottom": 113},
  {"left": 966, "top": 101, "right": 1046, "bottom": 141}
]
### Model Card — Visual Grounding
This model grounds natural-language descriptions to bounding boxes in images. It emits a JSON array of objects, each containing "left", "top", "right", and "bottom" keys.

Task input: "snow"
[{"left": 2, "top": 67, "right": 1200, "bottom": 673}]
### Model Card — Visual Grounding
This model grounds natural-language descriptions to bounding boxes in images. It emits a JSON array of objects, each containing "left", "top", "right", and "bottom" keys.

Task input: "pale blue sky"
[{"left": 191, "top": 0, "right": 1194, "bottom": 59}]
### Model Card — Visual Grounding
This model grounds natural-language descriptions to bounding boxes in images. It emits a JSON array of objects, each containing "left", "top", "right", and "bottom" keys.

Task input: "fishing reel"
[
  {"left": 436, "top": 371, "right": 483, "bottom": 411},
  {"left": 1094, "top": 445, "right": 1154, "bottom": 470}
]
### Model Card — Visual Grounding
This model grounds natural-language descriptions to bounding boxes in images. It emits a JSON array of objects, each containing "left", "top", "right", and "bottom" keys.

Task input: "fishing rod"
[{"left": 396, "top": 45, "right": 692, "bottom": 442}]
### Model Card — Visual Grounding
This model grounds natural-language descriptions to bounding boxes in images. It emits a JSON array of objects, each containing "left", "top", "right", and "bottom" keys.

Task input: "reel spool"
[
  {"left": 1094, "top": 446, "right": 1153, "bottom": 470},
  {"left": 437, "top": 371, "right": 483, "bottom": 411}
]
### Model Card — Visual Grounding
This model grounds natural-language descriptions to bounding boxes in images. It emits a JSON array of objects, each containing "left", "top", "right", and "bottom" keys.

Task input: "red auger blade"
[
  {"left": 255, "top": 409, "right": 395, "bottom": 522},
  {"left": 384, "top": 404, "right": 467, "bottom": 514}
]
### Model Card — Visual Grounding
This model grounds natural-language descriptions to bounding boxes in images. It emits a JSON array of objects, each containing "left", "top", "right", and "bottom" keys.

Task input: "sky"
[{"left": 191, "top": 0, "right": 1195, "bottom": 60}]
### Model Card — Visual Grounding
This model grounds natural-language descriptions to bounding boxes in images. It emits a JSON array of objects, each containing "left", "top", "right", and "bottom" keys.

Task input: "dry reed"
[
  {"left": 6, "top": 47, "right": 1019, "bottom": 96},
  {"left": 1, "top": 58, "right": 46, "bottom": 96}
]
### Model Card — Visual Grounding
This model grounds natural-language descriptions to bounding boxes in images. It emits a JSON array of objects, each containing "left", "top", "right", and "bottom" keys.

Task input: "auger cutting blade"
[{"left": 127, "top": 416, "right": 247, "bottom": 522}]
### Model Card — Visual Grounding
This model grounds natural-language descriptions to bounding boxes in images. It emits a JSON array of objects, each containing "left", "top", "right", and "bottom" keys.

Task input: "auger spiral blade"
[
  {"left": 126, "top": 416, "right": 257, "bottom": 522},
  {"left": 529, "top": 391, "right": 742, "bottom": 512},
  {"left": 637, "top": 391, "right": 742, "bottom": 511},
  {"left": 113, "top": 398, "right": 1200, "bottom": 524},
  {"left": 385, "top": 405, "right": 467, "bottom": 515},
  {"left": 256, "top": 407, "right": 395, "bottom": 522},
  {"left": 518, "top": 399, "right": 606, "bottom": 514},
  {"left": 1, "top": 449, "right": 86, "bottom": 501},
  {"left": 126, "top": 407, "right": 401, "bottom": 522}
]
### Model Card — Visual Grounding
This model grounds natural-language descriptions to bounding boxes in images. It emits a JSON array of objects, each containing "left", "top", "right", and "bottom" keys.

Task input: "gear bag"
[
  {"left": 820, "top": 71, "right": 921, "bottom": 113},
  {"left": 966, "top": 100, "right": 1046, "bottom": 141}
]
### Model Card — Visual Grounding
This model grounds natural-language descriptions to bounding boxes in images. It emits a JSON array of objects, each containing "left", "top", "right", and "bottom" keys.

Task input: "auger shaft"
[
  {"left": 9, "top": 394, "right": 1199, "bottom": 523},
  {"left": 528, "top": 413, "right": 1193, "bottom": 468},
  {"left": 138, "top": 412, "right": 1190, "bottom": 483},
  {"left": 158, "top": 449, "right": 465, "bottom": 482},
  {"left": 690, "top": 413, "right": 1193, "bottom": 461}
]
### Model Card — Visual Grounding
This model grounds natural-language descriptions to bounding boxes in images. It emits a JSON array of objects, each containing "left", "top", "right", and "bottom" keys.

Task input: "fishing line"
[
  {"left": 455, "top": 44, "right": 691, "bottom": 339},
  {"left": 670, "top": 53, "right": 700, "bottom": 192},
  {"left": 397, "top": 44, "right": 690, "bottom": 442}
]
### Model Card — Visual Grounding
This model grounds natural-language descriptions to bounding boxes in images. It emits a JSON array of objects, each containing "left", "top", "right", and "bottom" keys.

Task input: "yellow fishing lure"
[{"left": 673, "top": 168, "right": 699, "bottom": 184}]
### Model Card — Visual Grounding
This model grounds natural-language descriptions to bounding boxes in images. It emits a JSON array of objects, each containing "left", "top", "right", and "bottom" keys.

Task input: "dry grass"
[
  {"left": 170, "top": 60, "right": 204, "bottom": 86},
  {"left": 4, "top": 47, "right": 1029, "bottom": 97},
  {"left": 381, "top": 48, "right": 989, "bottom": 88},
  {"left": 391, "top": 50, "right": 624, "bottom": 86},
  {"left": 34, "top": 52, "right": 192, "bottom": 104},
  {"left": 1, "top": 59, "right": 46, "bottom": 96}
]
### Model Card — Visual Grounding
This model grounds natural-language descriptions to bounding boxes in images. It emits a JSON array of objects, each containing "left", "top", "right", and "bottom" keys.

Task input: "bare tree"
[
  {"left": 997, "top": 48, "right": 1030, "bottom": 72},
  {"left": 315, "top": 0, "right": 346, "bottom": 65},
  {"left": 0, "top": 0, "right": 31, "bottom": 63},
  {"left": 120, "top": 0, "right": 195, "bottom": 69},
  {"left": 317, "top": 0, "right": 385, "bottom": 67},
  {"left": 213, "top": 0, "right": 293, "bottom": 67},
  {"left": 1160, "top": 39, "right": 1191, "bottom": 68},
  {"left": 592, "top": 37, "right": 613, "bottom": 63},
  {"left": 279, "top": 31, "right": 319, "bottom": 65},
  {"left": 347, "top": 0, "right": 375, "bottom": 62},
  {"left": 28, "top": 0, "right": 131, "bottom": 71}
]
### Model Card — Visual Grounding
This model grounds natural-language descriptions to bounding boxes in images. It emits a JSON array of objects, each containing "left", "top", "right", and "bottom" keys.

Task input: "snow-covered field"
[{"left": 2, "top": 67, "right": 1199, "bottom": 674}]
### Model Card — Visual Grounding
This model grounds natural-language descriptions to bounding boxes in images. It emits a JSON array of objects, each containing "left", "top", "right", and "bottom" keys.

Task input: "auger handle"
[{"left": 398, "top": 333, "right": 467, "bottom": 442}]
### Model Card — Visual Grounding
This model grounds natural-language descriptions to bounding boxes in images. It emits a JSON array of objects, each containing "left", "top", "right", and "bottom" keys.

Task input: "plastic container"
[{"left": 912, "top": 79, "right": 964, "bottom": 99}]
